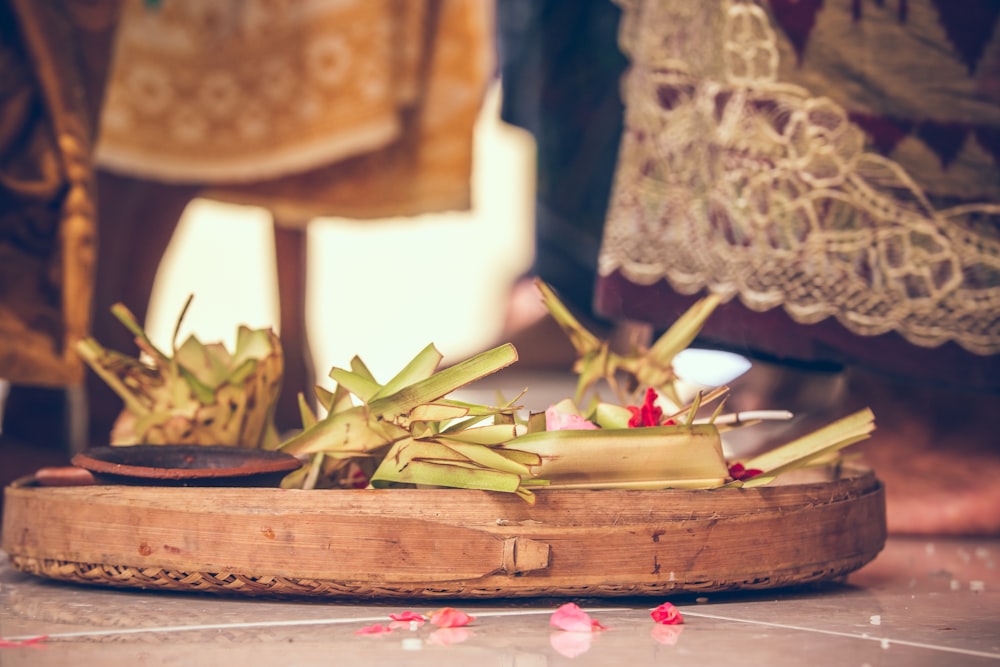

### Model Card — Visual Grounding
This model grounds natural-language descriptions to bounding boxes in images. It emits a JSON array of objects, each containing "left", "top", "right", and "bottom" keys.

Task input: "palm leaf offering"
[
  {"left": 81, "top": 282, "right": 875, "bottom": 498},
  {"left": 76, "top": 295, "right": 282, "bottom": 448}
]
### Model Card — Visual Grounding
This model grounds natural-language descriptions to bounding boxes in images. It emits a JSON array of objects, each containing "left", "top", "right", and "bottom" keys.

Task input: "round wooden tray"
[{"left": 1, "top": 464, "right": 885, "bottom": 599}]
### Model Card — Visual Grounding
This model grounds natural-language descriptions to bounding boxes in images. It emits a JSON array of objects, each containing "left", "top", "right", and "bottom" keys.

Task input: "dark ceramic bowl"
[{"left": 71, "top": 445, "right": 302, "bottom": 487}]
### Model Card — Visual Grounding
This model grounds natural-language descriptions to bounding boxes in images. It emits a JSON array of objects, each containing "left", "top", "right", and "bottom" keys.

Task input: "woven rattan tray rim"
[{"left": 2, "top": 464, "right": 887, "bottom": 599}]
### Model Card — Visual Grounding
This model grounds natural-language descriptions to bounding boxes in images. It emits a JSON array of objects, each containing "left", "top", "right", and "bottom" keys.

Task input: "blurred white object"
[{"left": 673, "top": 348, "right": 752, "bottom": 390}]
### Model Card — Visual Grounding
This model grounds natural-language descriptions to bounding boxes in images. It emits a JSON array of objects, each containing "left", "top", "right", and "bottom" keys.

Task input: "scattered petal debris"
[
  {"left": 428, "top": 607, "right": 475, "bottom": 628},
  {"left": 0, "top": 636, "right": 47, "bottom": 648},
  {"left": 650, "top": 602, "right": 684, "bottom": 625},
  {"left": 389, "top": 611, "right": 426, "bottom": 629}
]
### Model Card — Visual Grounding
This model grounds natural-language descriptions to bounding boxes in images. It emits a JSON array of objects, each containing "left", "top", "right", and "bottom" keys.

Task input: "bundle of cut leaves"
[
  {"left": 76, "top": 296, "right": 283, "bottom": 448},
  {"left": 279, "top": 342, "right": 545, "bottom": 502}
]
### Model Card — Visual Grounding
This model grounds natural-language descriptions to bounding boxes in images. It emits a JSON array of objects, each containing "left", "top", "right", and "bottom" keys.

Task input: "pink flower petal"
[
  {"left": 650, "top": 602, "right": 684, "bottom": 625},
  {"left": 428, "top": 607, "right": 475, "bottom": 628},
  {"left": 354, "top": 624, "right": 394, "bottom": 636},
  {"left": 550, "top": 631, "right": 594, "bottom": 658},
  {"left": 389, "top": 611, "right": 426, "bottom": 623},
  {"left": 427, "top": 627, "right": 474, "bottom": 646},
  {"left": 545, "top": 406, "right": 599, "bottom": 431},
  {"left": 651, "top": 623, "right": 685, "bottom": 645},
  {"left": 0, "top": 635, "right": 47, "bottom": 648},
  {"left": 549, "top": 602, "right": 608, "bottom": 632}
]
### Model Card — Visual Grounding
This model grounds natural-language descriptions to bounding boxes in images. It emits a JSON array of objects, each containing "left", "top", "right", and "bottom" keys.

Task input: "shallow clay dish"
[{"left": 70, "top": 445, "right": 302, "bottom": 487}]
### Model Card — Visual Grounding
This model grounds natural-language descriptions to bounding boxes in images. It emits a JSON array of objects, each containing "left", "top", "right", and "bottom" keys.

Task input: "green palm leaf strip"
[{"left": 733, "top": 408, "right": 876, "bottom": 487}]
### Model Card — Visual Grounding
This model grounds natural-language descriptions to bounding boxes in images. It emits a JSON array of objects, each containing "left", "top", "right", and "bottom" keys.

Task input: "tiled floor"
[{"left": 1, "top": 536, "right": 997, "bottom": 666}]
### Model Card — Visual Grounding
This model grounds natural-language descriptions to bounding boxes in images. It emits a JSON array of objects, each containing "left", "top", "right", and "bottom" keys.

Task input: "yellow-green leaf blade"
[
  {"left": 370, "top": 342, "right": 443, "bottom": 401},
  {"left": 742, "top": 408, "right": 875, "bottom": 475}
]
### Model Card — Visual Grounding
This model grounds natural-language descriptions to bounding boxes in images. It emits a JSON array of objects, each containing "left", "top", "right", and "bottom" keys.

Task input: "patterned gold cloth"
[
  {"left": 597, "top": 0, "right": 1000, "bottom": 358},
  {"left": 96, "top": 0, "right": 492, "bottom": 222},
  {"left": 0, "top": 0, "right": 119, "bottom": 387}
]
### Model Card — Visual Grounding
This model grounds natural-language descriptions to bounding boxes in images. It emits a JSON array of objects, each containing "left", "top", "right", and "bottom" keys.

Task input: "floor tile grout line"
[
  {"left": 3, "top": 617, "right": 409, "bottom": 642},
  {"left": 2, "top": 608, "right": 624, "bottom": 643},
  {"left": 8, "top": 606, "right": 1000, "bottom": 660},
  {"left": 681, "top": 611, "right": 1000, "bottom": 660}
]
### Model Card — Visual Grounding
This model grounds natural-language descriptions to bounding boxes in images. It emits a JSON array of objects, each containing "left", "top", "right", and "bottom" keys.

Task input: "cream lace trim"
[{"left": 599, "top": 0, "right": 1000, "bottom": 354}]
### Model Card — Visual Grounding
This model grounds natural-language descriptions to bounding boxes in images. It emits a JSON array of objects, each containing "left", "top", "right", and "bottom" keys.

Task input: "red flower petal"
[
  {"left": 0, "top": 635, "right": 47, "bottom": 648},
  {"left": 349, "top": 467, "right": 370, "bottom": 489},
  {"left": 354, "top": 624, "right": 393, "bottom": 636},
  {"left": 428, "top": 607, "right": 475, "bottom": 628},
  {"left": 627, "top": 405, "right": 643, "bottom": 428},
  {"left": 728, "top": 463, "right": 763, "bottom": 482},
  {"left": 627, "top": 387, "right": 665, "bottom": 427},
  {"left": 642, "top": 390, "right": 663, "bottom": 425},
  {"left": 650, "top": 602, "right": 684, "bottom": 625},
  {"left": 549, "top": 602, "right": 608, "bottom": 632}
]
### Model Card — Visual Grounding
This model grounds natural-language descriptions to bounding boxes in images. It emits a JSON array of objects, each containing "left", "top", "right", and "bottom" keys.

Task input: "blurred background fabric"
[
  {"left": 96, "top": 0, "right": 493, "bottom": 223},
  {"left": 0, "top": 0, "right": 120, "bottom": 387}
]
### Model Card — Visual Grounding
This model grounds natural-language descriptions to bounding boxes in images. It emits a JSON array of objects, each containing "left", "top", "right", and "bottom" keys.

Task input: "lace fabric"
[{"left": 598, "top": 0, "right": 1000, "bottom": 355}]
